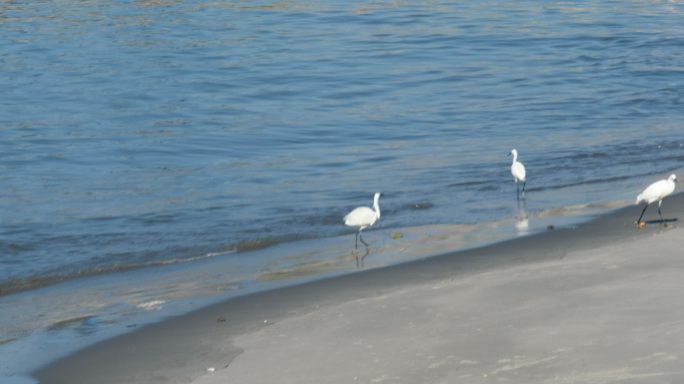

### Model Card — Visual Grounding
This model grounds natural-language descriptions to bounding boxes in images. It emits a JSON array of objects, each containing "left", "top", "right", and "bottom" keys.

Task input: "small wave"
[
  {"left": 562, "top": 151, "right": 610, "bottom": 160},
  {"left": 154, "top": 249, "right": 237, "bottom": 266},
  {"left": 0, "top": 241, "right": 36, "bottom": 253},
  {"left": 526, "top": 173, "right": 651, "bottom": 193},
  {"left": 0, "top": 249, "right": 238, "bottom": 296},
  {"left": 257, "top": 259, "right": 340, "bottom": 282},
  {"left": 535, "top": 200, "right": 629, "bottom": 219},
  {"left": 0, "top": 337, "right": 17, "bottom": 346},
  {"left": 82, "top": 215, "right": 122, "bottom": 223},
  {"left": 408, "top": 202, "right": 433, "bottom": 210},
  {"left": 0, "top": 233, "right": 328, "bottom": 296},
  {"left": 447, "top": 180, "right": 491, "bottom": 188},
  {"left": 131, "top": 213, "right": 180, "bottom": 225},
  {"left": 477, "top": 185, "right": 499, "bottom": 192},
  {"left": 233, "top": 235, "right": 312, "bottom": 252},
  {"left": 136, "top": 300, "right": 166, "bottom": 310}
]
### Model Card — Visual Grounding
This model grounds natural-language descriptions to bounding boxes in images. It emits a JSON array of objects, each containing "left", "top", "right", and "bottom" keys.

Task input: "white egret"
[
  {"left": 344, "top": 192, "right": 382, "bottom": 249},
  {"left": 510, "top": 149, "right": 526, "bottom": 199},
  {"left": 635, "top": 174, "right": 677, "bottom": 225}
]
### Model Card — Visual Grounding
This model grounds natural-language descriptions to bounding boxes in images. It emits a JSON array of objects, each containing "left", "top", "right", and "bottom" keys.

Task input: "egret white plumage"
[
  {"left": 510, "top": 149, "right": 526, "bottom": 199},
  {"left": 344, "top": 192, "right": 382, "bottom": 249},
  {"left": 635, "top": 174, "right": 677, "bottom": 225}
]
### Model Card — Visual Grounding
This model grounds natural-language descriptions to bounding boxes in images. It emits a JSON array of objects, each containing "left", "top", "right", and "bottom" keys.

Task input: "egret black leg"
[
  {"left": 522, "top": 181, "right": 526, "bottom": 194},
  {"left": 637, "top": 204, "right": 649, "bottom": 224},
  {"left": 516, "top": 184, "right": 520, "bottom": 200},
  {"left": 658, "top": 204, "right": 664, "bottom": 225},
  {"left": 359, "top": 233, "right": 369, "bottom": 248},
  {"left": 359, "top": 246, "right": 369, "bottom": 268},
  {"left": 354, "top": 231, "right": 359, "bottom": 249}
]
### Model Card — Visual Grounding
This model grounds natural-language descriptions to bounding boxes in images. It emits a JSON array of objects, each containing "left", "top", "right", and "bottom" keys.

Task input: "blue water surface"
[
  {"left": 3, "top": 1, "right": 684, "bottom": 382},
  {"left": 2, "top": 0, "right": 684, "bottom": 293}
]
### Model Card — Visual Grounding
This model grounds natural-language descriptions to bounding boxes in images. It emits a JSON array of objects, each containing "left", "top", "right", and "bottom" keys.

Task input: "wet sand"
[{"left": 34, "top": 193, "right": 684, "bottom": 384}]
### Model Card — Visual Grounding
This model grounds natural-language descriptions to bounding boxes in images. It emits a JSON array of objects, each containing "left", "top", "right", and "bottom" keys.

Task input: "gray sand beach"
[
  {"left": 195, "top": 227, "right": 684, "bottom": 384},
  {"left": 35, "top": 194, "right": 684, "bottom": 384}
]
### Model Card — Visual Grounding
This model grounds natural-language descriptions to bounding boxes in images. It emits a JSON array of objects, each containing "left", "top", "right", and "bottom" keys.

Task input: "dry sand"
[
  {"left": 194, "top": 227, "right": 684, "bottom": 384},
  {"left": 35, "top": 195, "right": 684, "bottom": 384}
]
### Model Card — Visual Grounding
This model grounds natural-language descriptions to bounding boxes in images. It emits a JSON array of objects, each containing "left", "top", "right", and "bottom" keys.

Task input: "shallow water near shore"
[
  {"left": 3, "top": 0, "right": 684, "bottom": 382},
  {"left": 3, "top": 0, "right": 684, "bottom": 296},
  {"left": 0, "top": 196, "right": 646, "bottom": 383},
  {"left": 29, "top": 193, "right": 684, "bottom": 384}
]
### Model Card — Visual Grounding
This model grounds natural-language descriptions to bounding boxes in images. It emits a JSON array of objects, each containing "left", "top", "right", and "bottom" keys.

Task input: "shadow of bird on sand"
[{"left": 638, "top": 218, "right": 678, "bottom": 227}]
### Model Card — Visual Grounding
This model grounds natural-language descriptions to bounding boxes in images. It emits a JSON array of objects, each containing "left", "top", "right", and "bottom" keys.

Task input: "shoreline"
[
  {"left": 33, "top": 192, "right": 684, "bottom": 384},
  {"left": 0, "top": 196, "right": 624, "bottom": 298},
  {"left": 1, "top": 196, "right": 622, "bottom": 382}
]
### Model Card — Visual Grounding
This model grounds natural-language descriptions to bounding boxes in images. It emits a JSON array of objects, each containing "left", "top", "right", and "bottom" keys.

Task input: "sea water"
[{"left": 2, "top": 1, "right": 684, "bottom": 381}]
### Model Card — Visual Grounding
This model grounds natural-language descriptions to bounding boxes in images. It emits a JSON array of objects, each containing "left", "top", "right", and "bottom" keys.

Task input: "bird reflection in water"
[
  {"left": 515, "top": 198, "right": 530, "bottom": 236},
  {"left": 352, "top": 246, "right": 370, "bottom": 268}
]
